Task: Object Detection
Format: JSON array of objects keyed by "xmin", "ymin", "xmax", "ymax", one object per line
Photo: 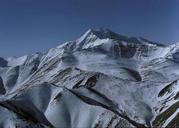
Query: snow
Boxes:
[
  {"xmin": 82, "ymin": 38, "xmax": 112, "ymax": 49},
  {"xmin": 0, "ymin": 28, "xmax": 179, "ymax": 127},
  {"xmin": 45, "ymin": 89, "xmax": 105, "ymax": 128},
  {"xmin": 6, "ymin": 55, "xmax": 27, "ymax": 67}
]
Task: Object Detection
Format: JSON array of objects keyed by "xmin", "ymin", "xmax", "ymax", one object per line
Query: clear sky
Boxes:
[{"xmin": 0, "ymin": 0, "xmax": 178, "ymax": 57}]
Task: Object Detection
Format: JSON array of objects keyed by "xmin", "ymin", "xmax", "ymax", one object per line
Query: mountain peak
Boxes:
[
  {"xmin": 88, "ymin": 28, "xmax": 113, "ymax": 34},
  {"xmin": 58, "ymin": 28, "xmax": 165, "ymax": 52},
  {"xmin": 83, "ymin": 28, "xmax": 122, "ymax": 40},
  {"xmin": 77, "ymin": 28, "xmax": 142, "ymax": 45}
]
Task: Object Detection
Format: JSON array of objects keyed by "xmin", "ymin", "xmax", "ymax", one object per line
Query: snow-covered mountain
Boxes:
[{"xmin": 0, "ymin": 28, "xmax": 178, "ymax": 128}]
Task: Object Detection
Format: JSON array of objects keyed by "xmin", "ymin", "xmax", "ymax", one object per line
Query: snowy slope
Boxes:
[
  {"xmin": 0, "ymin": 28, "xmax": 178, "ymax": 128},
  {"xmin": 6, "ymin": 55, "xmax": 28, "ymax": 67}
]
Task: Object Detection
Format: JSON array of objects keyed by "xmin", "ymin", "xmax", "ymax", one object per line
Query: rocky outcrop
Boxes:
[{"xmin": 0, "ymin": 77, "xmax": 5, "ymax": 94}]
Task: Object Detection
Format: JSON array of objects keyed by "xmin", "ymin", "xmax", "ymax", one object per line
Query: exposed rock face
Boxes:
[
  {"xmin": 0, "ymin": 77, "xmax": 6, "ymax": 94},
  {"xmin": 0, "ymin": 29, "xmax": 178, "ymax": 128},
  {"xmin": 0, "ymin": 57, "xmax": 7, "ymax": 67}
]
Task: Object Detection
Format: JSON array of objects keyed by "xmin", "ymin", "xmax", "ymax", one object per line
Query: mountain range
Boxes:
[{"xmin": 0, "ymin": 28, "xmax": 179, "ymax": 128}]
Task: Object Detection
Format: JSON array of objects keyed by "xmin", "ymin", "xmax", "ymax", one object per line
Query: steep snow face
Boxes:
[
  {"xmin": 6, "ymin": 55, "xmax": 28, "ymax": 67},
  {"xmin": 0, "ymin": 29, "xmax": 179, "ymax": 128}
]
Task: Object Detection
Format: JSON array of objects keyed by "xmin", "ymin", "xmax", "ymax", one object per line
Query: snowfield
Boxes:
[{"xmin": 0, "ymin": 28, "xmax": 178, "ymax": 128}]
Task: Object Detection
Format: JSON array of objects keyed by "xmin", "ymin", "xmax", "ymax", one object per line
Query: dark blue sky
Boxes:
[{"xmin": 0, "ymin": 0, "xmax": 178, "ymax": 57}]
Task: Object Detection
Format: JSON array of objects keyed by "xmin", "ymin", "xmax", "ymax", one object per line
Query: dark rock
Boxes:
[
  {"xmin": 0, "ymin": 57, "xmax": 7, "ymax": 67},
  {"xmin": 0, "ymin": 77, "xmax": 6, "ymax": 94}
]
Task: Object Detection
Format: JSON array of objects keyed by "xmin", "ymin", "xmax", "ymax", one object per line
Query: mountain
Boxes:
[{"xmin": 0, "ymin": 28, "xmax": 178, "ymax": 128}]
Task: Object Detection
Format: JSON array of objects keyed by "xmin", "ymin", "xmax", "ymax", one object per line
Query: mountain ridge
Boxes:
[
  {"xmin": 0, "ymin": 28, "xmax": 178, "ymax": 128},
  {"xmin": 0, "ymin": 28, "xmax": 173, "ymax": 61}
]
